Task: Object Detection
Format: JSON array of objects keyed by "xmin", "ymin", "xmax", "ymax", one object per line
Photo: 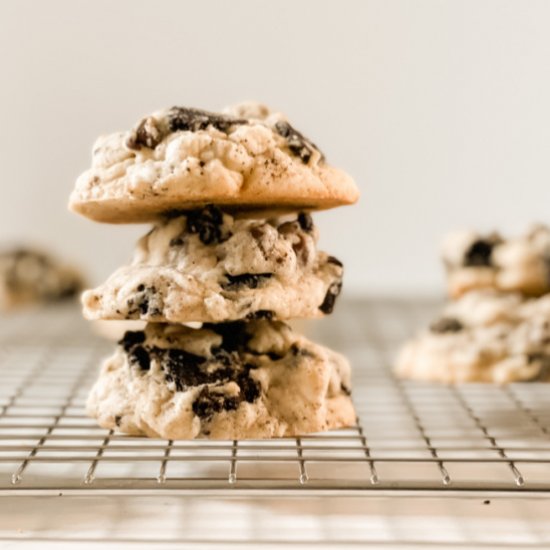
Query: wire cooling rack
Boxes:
[{"xmin": 0, "ymin": 299, "xmax": 549, "ymax": 496}]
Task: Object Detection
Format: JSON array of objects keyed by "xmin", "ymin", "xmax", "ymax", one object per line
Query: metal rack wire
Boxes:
[{"xmin": 0, "ymin": 300, "xmax": 549, "ymax": 496}]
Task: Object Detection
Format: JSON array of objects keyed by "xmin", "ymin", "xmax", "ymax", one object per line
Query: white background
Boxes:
[{"xmin": 1, "ymin": 0, "xmax": 550, "ymax": 295}]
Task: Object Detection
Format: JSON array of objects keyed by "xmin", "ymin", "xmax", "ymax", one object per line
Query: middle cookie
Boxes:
[{"xmin": 83, "ymin": 206, "xmax": 343, "ymax": 323}]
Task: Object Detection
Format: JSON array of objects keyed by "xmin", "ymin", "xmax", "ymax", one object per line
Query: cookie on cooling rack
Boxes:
[
  {"xmin": 433, "ymin": 289, "xmax": 526, "ymax": 327},
  {"xmin": 442, "ymin": 224, "xmax": 550, "ymax": 298},
  {"xmin": 87, "ymin": 320, "xmax": 356, "ymax": 439},
  {"xmin": 0, "ymin": 247, "xmax": 85, "ymax": 311},
  {"xmin": 69, "ymin": 102, "xmax": 359, "ymax": 223},
  {"xmin": 82, "ymin": 207, "xmax": 344, "ymax": 323},
  {"xmin": 395, "ymin": 292, "xmax": 550, "ymax": 383}
]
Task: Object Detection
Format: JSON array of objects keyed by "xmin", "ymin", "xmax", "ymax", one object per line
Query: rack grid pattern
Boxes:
[{"xmin": 1, "ymin": 301, "xmax": 549, "ymax": 495}]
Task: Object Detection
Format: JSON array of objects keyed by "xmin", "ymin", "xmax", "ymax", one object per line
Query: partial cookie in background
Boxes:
[
  {"xmin": 0, "ymin": 247, "xmax": 85, "ymax": 311},
  {"xmin": 434, "ymin": 289, "xmax": 525, "ymax": 327},
  {"xmin": 82, "ymin": 207, "xmax": 344, "ymax": 323},
  {"xmin": 442, "ymin": 224, "xmax": 550, "ymax": 298},
  {"xmin": 87, "ymin": 320, "xmax": 356, "ymax": 439},
  {"xmin": 395, "ymin": 292, "xmax": 550, "ymax": 383},
  {"xmin": 69, "ymin": 102, "xmax": 359, "ymax": 223}
]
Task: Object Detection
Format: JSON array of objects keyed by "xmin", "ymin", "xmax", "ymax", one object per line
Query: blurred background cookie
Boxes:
[
  {"xmin": 442, "ymin": 224, "xmax": 550, "ymax": 298},
  {"xmin": 0, "ymin": 246, "xmax": 85, "ymax": 311}
]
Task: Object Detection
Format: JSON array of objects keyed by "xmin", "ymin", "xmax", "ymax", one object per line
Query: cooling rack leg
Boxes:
[
  {"xmin": 228, "ymin": 440, "xmax": 238, "ymax": 484},
  {"xmin": 157, "ymin": 440, "xmax": 173, "ymax": 484},
  {"xmin": 295, "ymin": 438, "xmax": 308, "ymax": 484}
]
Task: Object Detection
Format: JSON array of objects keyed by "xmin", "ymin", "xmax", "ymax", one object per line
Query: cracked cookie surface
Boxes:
[{"xmin": 69, "ymin": 102, "xmax": 359, "ymax": 223}]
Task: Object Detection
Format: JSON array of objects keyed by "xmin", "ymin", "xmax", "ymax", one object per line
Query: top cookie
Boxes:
[
  {"xmin": 442, "ymin": 224, "xmax": 550, "ymax": 298},
  {"xmin": 69, "ymin": 102, "xmax": 359, "ymax": 223}
]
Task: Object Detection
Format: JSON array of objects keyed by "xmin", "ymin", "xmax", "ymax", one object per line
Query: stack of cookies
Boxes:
[
  {"xmin": 396, "ymin": 225, "xmax": 550, "ymax": 383},
  {"xmin": 69, "ymin": 102, "xmax": 360, "ymax": 439}
]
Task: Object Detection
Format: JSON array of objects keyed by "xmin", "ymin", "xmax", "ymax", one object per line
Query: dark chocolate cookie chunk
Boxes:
[
  {"xmin": 274, "ymin": 120, "xmax": 322, "ymax": 164},
  {"xmin": 319, "ymin": 281, "xmax": 342, "ymax": 314},
  {"xmin": 126, "ymin": 117, "xmax": 164, "ymax": 150},
  {"xmin": 222, "ymin": 273, "xmax": 273, "ymax": 290},
  {"xmin": 186, "ymin": 205, "xmax": 225, "ymax": 245},
  {"xmin": 126, "ymin": 285, "xmax": 163, "ymax": 317},
  {"xmin": 464, "ymin": 239, "xmax": 496, "ymax": 267},
  {"xmin": 167, "ymin": 107, "xmax": 246, "ymax": 134}
]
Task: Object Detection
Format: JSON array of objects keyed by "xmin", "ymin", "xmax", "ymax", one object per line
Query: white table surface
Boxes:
[{"xmin": 1, "ymin": 495, "xmax": 550, "ymax": 548}]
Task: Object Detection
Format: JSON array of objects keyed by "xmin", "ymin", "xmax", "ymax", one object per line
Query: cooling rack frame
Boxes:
[{"xmin": 0, "ymin": 301, "xmax": 549, "ymax": 497}]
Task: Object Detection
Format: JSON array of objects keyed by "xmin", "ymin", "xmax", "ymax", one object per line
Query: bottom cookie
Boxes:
[
  {"xmin": 395, "ymin": 291, "xmax": 550, "ymax": 383},
  {"xmin": 87, "ymin": 320, "xmax": 355, "ymax": 439}
]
